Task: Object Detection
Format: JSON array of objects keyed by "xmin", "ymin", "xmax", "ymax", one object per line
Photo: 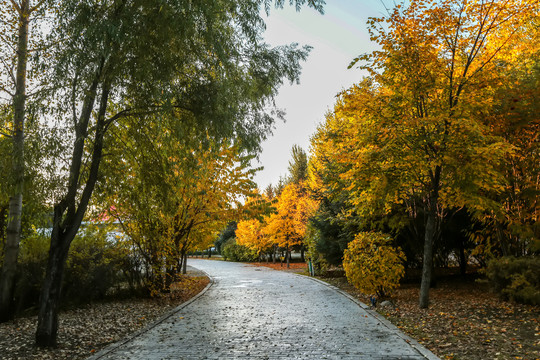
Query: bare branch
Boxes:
[
  {"xmin": 9, "ymin": 0, "xmax": 21, "ymax": 15},
  {"xmin": 0, "ymin": 83, "xmax": 15, "ymax": 97},
  {"xmin": 30, "ymin": 0, "xmax": 47, "ymax": 13}
]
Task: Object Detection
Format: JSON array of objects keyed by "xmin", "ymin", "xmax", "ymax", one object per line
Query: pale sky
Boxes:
[{"xmin": 252, "ymin": 0, "xmax": 388, "ymax": 190}]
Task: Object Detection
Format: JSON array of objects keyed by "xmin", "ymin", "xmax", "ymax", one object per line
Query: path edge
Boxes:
[
  {"xmin": 86, "ymin": 267, "xmax": 214, "ymax": 360},
  {"xmin": 298, "ymin": 274, "xmax": 440, "ymax": 360}
]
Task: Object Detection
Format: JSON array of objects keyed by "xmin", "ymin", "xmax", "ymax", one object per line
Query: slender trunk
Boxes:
[
  {"xmin": 459, "ymin": 237, "xmax": 467, "ymax": 276},
  {"xmin": 36, "ymin": 82, "xmax": 109, "ymax": 347},
  {"xmin": 419, "ymin": 206, "xmax": 436, "ymax": 309},
  {"xmin": 35, "ymin": 229, "xmax": 71, "ymax": 347},
  {"xmin": 0, "ymin": 206, "xmax": 7, "ymax": 253},
  {"xmin": 300, "ymin": 247, "xmax": 305, "ymax": 262},
  {"xmin": 182, "ymin": 252, "xmax": 187, "ymax": 275},
  {"xmin": 286, "ymin": 246, "xmax": 290, "ymax": 269},
  {"xmin": 164, "ymin": 265, "xmax": 175, "ymax": 292},
  {"xmin": 419, "ymin": 169, "xmax": 440, "ymax": 309},
  {"xmin": 0, "ymin": 0, "xmax": 29, "ymax": 322}
]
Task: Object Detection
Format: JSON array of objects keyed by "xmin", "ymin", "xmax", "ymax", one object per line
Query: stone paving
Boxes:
[{"xmin": 90, "ymin": 260, "xmax": 439, "ymax": 360}]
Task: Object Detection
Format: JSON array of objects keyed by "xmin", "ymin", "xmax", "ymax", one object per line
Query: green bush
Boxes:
[
  {"xmin": 221, "ymin": 239, "xmax": 258, "ymax": 262},
  {"xmin": 14, "ymin": 232, "xmax": 50, "ymax": 313},
  {"xmin": 63, "ymin": 224, "xmax": 131, "ymax": 303},
  {"xmin": 14, "ymin": 224, "xmax": 138, "ymax": 314},
  {"xmin": 343, "ymin": 232, "xmax": 405, "ymax": 297},
  {"xmin": 484, "ymin": 256, "xmax": 540, "ymax": 305}
]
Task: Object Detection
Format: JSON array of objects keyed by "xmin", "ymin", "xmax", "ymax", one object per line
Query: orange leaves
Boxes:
[
  {"xmin": 236, "ymin": 219, "xmax": 272, "ymax": 255},
  {"xmin": 263, "ymin": 183, "xmax": 318, "ymax": 248}
]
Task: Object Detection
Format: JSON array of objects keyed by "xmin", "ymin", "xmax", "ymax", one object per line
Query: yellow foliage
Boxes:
[
  {"xmin": 343, "ymin": 232, "xmax": 406, "ymax": 297},
  {"xmin": 236, "ymin": 219, "xmax": 273, "ymax": 256},
  {"xmin": 263, "ymin": 183, "xmax": 318, "ymax": 249}
]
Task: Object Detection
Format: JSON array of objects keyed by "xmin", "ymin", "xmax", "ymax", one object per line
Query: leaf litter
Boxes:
[
  {"xmin": 324, "ymin": 275, "xmax": 540, "ymax": 360},
  {"xmin": 0, "ymin": 274, "xmax": 209, "ymax": 360}
]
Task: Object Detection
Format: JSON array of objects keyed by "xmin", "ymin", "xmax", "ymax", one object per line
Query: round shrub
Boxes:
[
  {"xmin": 343, "ymin": 232, "xmax": 405, "ymax": 297},
  {"xmin": 221, "ymin": 239, "xmax": 258, "ymax": 262}
]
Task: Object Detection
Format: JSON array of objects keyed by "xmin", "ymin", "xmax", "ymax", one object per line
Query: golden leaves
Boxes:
[{"xmin": 343, "ymin": 232, "xmax": 406, "ymax": 297}]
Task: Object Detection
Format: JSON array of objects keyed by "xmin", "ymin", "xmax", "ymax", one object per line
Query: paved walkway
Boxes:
[{"xmin": 90, "ymin": 260, "xmax": 439, "ymax": 360}]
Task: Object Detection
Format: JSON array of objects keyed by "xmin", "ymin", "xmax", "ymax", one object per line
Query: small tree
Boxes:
[{"xmin": 343, "ymin": 232, "xmax": 405, "ymax": 298}]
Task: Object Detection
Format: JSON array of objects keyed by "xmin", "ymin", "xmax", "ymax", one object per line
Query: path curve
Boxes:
[{"xmin": 90, "ymin": 260, "xmax": 439, "ymax": 360}]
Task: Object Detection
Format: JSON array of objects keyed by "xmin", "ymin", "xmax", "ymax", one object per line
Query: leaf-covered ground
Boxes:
[
  {"xmin": 324, "ymin": 275, "xmax": 540, "ymax": 360},
  {"xmin": 0, "ymin": 274, "xmax": 209, "ymax": 360}
]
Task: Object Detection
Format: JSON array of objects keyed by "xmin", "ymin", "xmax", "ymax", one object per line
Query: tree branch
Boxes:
[{"xmin": 9, "ymin": 0, "xmax": 21, "ymax": 15}]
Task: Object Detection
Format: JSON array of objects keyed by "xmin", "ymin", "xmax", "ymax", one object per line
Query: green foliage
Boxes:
[
  {"xmin": 13, "ymin": 224, "xmax": 139, "ymax": 314},
  {"xmin": 307, "ymin": 197, "xmax": 358, "ymax": 267},
  {"xmin": 287, "ymin": 144, "xmax": 308, "ymax": 184},
  {"xmin": 343, "ymin": 232, "xmax": 405, "ymax": 297},
  {"xmin": 215, "ymin": 222, "xmax": 238, "ymax": 254},
  {"xmin": 221, "ymin": 239, "xmax": 258, "ymax": 262},
  {"xmin": 63, "ymin": 224, "xmax": 132, "ymax": 303},
  {"xmin": 13, "ymin": 232, "xmax": 50, "ymax": 313},
  {"xmin": 484, "ymin": 256, "xmax": 540, "ymax": 305}
]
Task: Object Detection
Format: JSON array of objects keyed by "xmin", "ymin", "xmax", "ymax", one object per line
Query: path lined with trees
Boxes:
[{"xmin": 90, "ymin": 259, "xmax": 438, "ymax": 360}]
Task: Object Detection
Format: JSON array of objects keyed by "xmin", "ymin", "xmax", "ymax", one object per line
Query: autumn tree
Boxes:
[
  {"xmin": 307, "ymin": 116, "xmax": 361, "ymax": 268},
  {"xmin": 236, "ymin": 219, "xmax": 274, "ymax": 261},
  {"xmin": 342, "ymin": 0, "xmax": 538, "ymax": 308},
  {"xmin": 100, "ymin": 113, "xmax": 260, "ymax": 291},
  {"xmin": 264, "ymin": 183, "xmax": 318, "ymax": 267},
  {"xmin": 474, "ymin": 24, "xmax": 540, "ymax": 257}
]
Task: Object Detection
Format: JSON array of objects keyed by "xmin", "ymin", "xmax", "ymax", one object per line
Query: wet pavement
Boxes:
[{"xmin": 89, "ymin": 260, "xmax": 439, "ymax": 359}]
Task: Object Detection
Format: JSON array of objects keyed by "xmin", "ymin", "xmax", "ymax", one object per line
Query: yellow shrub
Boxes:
[{"xmin": 343, "ymin": 232, "xmax": 405, "ymax": 297}]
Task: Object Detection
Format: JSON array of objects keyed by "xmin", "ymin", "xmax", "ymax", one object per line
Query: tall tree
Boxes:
[
  {"xmin": 35, "ymin": 0, "xmax": 324, "ymax": 346},
  {"xmin": 236, "ymin": 219, "xmax": 273, "ymax": 260},
  {"xmin": 0, "ymin": 0, "xmax": 47, "ymax": 322}
]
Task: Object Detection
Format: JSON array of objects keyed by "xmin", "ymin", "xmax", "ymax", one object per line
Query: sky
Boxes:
[{"xmin": 252, "ymin": 0, "xmax": 389, "ymax": 190}]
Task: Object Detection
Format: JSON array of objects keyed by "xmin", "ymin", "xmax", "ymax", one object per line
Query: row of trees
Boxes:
[
  {"xmin": 226, "ymin": 0, "xmax": 539, "ymax": 308},
  {"xmin": 231, "ymin": 145, "xmax": 317, "ymax": 266},
  {"xmin": 307, "ymin": 0, "xmax": 539, "ymax": 308},
  {"xmin": 0, "ymin": 0, "xmax": 324, "ymax": 347}
]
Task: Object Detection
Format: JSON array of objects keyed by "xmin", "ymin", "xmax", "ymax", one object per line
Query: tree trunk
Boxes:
[
  {"xmin": 0, "ymin": 0, "xmax": 29, "ymax": 323},
  {"xmin": 35, "ymin": 229, "xmax": 71, "ymax": 347},
  {"xmin": 419, "ymin": 168, "xmax": 440, "ymax": 309},
  {"xmin": 182, "ymin": 252, "xmax": 187, "ymax": 275},
  {"xmin": 286, "ymin": 246, "xmax": 290, "ymax": 269},
  {"xmin": 419, "ymin": 207, "xmax": 436, "ymax": 308},
  {"xmin": 0, "ymin": 205, "xmax": 7, "ymax": 253},
  {"xmin": 459, "ymin": 237, "xmax": 467, "ymax": 276},
  {"xmin": 36, "ymin": 81, "xmax": 108, "ymax": 347}
]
